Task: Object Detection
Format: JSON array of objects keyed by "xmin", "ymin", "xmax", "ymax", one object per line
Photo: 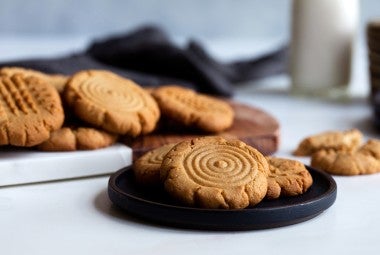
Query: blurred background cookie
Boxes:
[
  {"xmin": 63, "ymin": 70, "xmax": 160, "ymax": 137},
  {"xmin": 37, "ymin": 126, "xmax": 118, "ymax": 151},
  {"xmin": 359, "ymin": 139, "xmax": 380, "ymax": 159},
  {"xmin": 311, "ymin": 139, "xmax": 380, "ymax": 175},
  {"xmin": 0, "ymin": 66, "xmax": 68, "ymax": 93},
  {"xmin": 293, "ymin": 129, "xmax": 362, "ymax": 156},
  {"xmin": 152, "ymin": 85, "xmax": 234, "ymax": 133},
  {"xmin": 0, "ymin": 74, "xmax": 64, "ymax": 146}
]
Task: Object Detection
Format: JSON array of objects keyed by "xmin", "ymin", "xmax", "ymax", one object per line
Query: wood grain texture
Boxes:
[{"xmin": 125, "ymin": 100, "xmax": 280, "ymax": 159}]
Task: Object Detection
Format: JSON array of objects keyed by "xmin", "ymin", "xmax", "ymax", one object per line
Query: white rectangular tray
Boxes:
[{"xmin": 0, "ymin": 143, "xmax": 132, "ymax": 187}]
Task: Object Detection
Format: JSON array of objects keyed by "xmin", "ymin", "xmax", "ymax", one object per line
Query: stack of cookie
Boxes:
[
  {"xmin": 293, "ymin": 129, "xmax": 380, "ymax": 175},
  {"xmin": 0, "ymin": 68, "xmax": 161, "ymax": 150},
  {"xmin": 133, "ymin": 136, "xmax": 313, "ymax": 209},
  {"xmin": 0, "ymin": 67, "xmax": 235, "ymax": 152}
]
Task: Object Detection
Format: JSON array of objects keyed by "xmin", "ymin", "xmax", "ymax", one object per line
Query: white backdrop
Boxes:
[
  {"xmin": 0, "ymin": 0, "xmax": 292, "ymax": 41},
  {"xmin": 1, "ymin": 0, "xmax": 380, "ymax": 44}
]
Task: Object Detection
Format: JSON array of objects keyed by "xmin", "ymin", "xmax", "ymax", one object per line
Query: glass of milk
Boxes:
[{"xmin": 290, "ymin": 0, "xmax": 359, "ymax": 99}]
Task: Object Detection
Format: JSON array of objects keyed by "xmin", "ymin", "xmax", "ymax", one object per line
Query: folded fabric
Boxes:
[{"xmin": 0, "ymin": 25, "xmax": 288, "ymax": 97}]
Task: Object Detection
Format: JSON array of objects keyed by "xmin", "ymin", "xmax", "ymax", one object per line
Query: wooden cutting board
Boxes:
[{"xmin": 125, "ymin": 100, "xmax": 280, "ymax": 159}]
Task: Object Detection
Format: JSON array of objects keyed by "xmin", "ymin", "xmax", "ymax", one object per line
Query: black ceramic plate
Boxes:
[{"xmin": 108, "ymin": 166, "xmax": 337, "ymax": 230}]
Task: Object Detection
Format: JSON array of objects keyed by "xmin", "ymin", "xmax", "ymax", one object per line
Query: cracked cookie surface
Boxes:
[
  {"xmin": 265, "ymin": 157, "xmax": 313, "ymax": 199},
  {"xmin": 311, "ymin": 139, "xmax": 380, "ymax": 175},
  {"xmin": 161, "ymin": 136, "xmax": 268, "ymax": 209}
]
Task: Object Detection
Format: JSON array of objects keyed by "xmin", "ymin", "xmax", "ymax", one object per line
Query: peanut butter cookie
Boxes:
[
  {"xmin": 357, "ymin": 139, "xmax": 380, "ymax": 159},
  {"xmin": 293, "ymin": 129, "xmax": 362, "ymax": 156},
  {"xmin": 37, "ymin": 126, "xmax": 118, "ymax": 151},
  {"xmin": 133, "ymin": 143, "xmax": 177, "ymax": 186},
  {"xmin": 152, "ymin": 85, "xmax": 234, "ymax": 133},
  {"xmin": 311, "ymin": 139, "xmax": 380, "ymax": 175},
  {"xmin": 63, "ymin": 70, "xmax": 160, "ymax": 137},
  {"xmin": 0, "ymin": 74, "xmax": 64, "ymax": 146},
  {"xmin": 0, "ymin": 67, "xmax": 68, "ymax": 93},
  {"xmin": 265, "ymin": 157, "xmax": 313, "ymax": 199},
  {"xmin": 161, "ymin": 136, "xmax": 269, "ymax": 209}
]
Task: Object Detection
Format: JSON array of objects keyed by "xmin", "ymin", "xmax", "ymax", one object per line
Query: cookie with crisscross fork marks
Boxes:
[
  {"xmin": 0, "ymin": 74, "xmax": 64, "ymax": 146},
  {"xmin": 152, "ymin": 86, "xmax": 234, "ymax": 133},
  {"xmin": 0, "ymin": 67, "xmax": 68, "ymax": 93}
]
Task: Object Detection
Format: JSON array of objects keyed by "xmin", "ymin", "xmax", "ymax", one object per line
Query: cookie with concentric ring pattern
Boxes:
[
  {"xmin": 161, "ymin": 136, "xmax": 269, "ymax": 209},
  {"xmin": 133, "ymin": 143, "xmax": 177, "ymax": 186},
  {"xmin": 63, "ymin": 70, "xmax": 160, "ymax": 137},
  {"xmin": 265, "ymin": 157, "xmax": 313, "ymax": 199},
  {"xmin": 152, "ymin": 85, "xmax": 234, "ymax": 133}
]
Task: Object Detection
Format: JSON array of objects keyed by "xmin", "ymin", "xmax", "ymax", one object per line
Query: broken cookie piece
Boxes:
[
  {"xmin": 293, "ymin": 129, "xmax": 362, "ymax": 156},
  {"xmin": 311, "ymin": 139, "xmax": 380, "ymax": 175}
]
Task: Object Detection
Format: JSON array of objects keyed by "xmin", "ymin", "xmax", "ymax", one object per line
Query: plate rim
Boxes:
[{"xmin": 108, "ymin": 165, "xmax": 337, "ymax": 230}]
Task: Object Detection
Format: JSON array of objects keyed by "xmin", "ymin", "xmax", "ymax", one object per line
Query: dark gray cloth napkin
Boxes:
[{"xmin": 0, "ymin": 25, "xmax": 288, "ymax": 97}]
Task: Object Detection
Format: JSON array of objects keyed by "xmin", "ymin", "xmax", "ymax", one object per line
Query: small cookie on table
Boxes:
[
  {"xmin": 311, "ymin": 139, "xmax": 380, "ymax": 176},
  {"xmin": 293, "ymin": 129, "xmax": 363, "ymax": 156}
]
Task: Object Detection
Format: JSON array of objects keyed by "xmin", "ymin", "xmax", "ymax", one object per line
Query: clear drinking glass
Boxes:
[{"xmin": 290, "ymin": 0, "xmax": 359, "ymax": 99}]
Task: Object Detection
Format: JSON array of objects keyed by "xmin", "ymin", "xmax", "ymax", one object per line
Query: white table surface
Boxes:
[{"xmin": 0, "ymin": 36, "xmax": 379, "ymax": 255}]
